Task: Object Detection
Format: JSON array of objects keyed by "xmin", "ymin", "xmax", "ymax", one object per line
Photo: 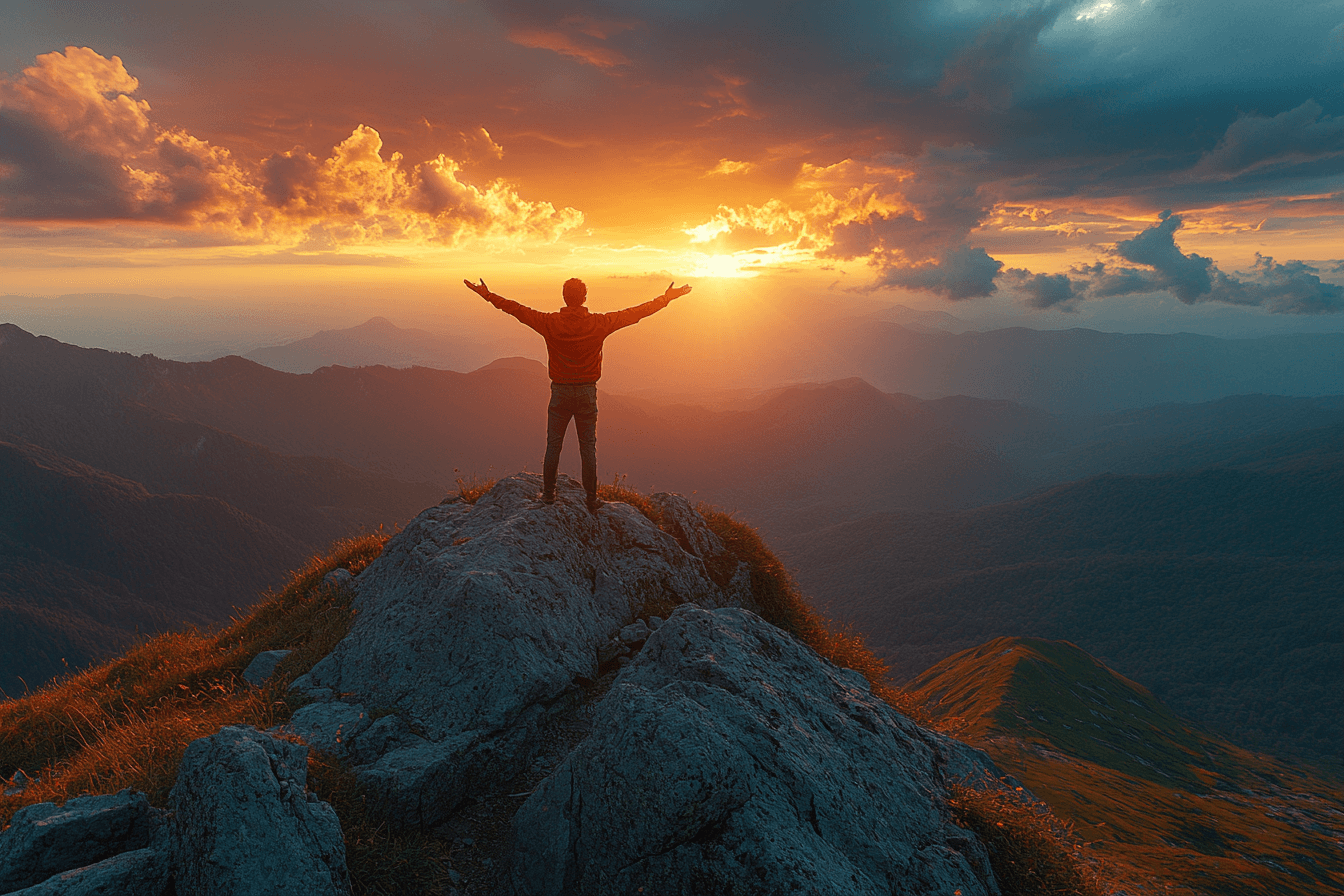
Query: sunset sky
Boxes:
[{"xmin": 2, "ymin": 0, "xmax": 1343, "ymax": 343}]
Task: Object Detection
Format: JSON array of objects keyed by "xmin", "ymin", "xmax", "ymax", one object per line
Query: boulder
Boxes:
[
  {"xmin": 0, "ymin": 790, "xmax": 164, "ymax": 894},
  {"xmin": 291, "ymin": 473, "xmax": 752, "ymax": 826},
  {"xmin": 6, "ymin": 849, "xmax": 169, "ymax": 896},
  {"xmin": 511, "ymin": 605, "xmax": 1000, "ymax": 896},
  {"xmin": 322, "ymin": 568, "xmax": 355, "ymax": 590},
  {"xmin": 241, "ymin": 650, "xmax": 292, "ymax": 687},
  {"xmin": 168, "ymin": 726, "xmax": 349, "ymax": 896},
  {"xmin": 618, "ymin": 619, "xmax": 651, "ymax": 646}
]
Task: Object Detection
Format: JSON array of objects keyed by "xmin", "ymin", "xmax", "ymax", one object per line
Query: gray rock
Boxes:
[
  {"xmin": 169, "ymin": 726, "xmax": 350, "ymax": 896},
  {"xmin": 0, "ymin": 790, "xmax": 165, "ymax": 894},
  {"xmin": 648, "ymin": 615, "xmax": 664, "ymax": 630},
  {"xmin": 322, "ymin": 567, "xmax": 355, "ymax": 589},
  {"xmin": 286, "ymin": 702, "xmax": 371, "ymax": 758},
  {"xmin": 241, "ymin": 650, "xmax": 292, "ymax": 688},
  {"xmin": 511, "ymin": 605, "xmax": 1000, "ymax": 896},
  {"xmin": 295, "ymin": 473, "xmax": 752, "ymax": 826},
  {"xmin": 596, "ymin": 638, "xmax": 629, "ymax": 666},
  {"xmin": 3, "ymin": 771, "xmax": 29, "ymax": 797},
  {"xmin": 618, "ymin": 619, "xmax": 651, "ymax": 646},
  {"xmin": 7, "ymin": 849, "xmax": 169, "ymax": 896}
]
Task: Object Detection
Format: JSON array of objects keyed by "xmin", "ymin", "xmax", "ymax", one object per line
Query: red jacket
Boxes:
[{"xmin": 487, "ymin": 294, "xmax": 671, "ymax": 384}]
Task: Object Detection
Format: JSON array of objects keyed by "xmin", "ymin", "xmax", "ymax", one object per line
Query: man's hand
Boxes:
[
  {"xmin": 463, "ymin": 278, "xmax": 492, "ymax": 299},
  {"xmin": 662, "ymin": 281, "xmax": 692, "ymax": 301}
]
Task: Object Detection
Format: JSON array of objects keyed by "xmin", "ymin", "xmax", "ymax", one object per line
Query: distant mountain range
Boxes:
[
  {"xmin": 912, "ymin": 637, "xmax": 1344, "ymax": 895},
  {"xmin": 243, "ymin": 315, "xmax": 518, "ymax": 374},
  {"xmin": 0, "ymin": 325, "xmax": 442, "ymax": 696},
  {"xmin": 779, "ymin": 426, "xmax": 1344, "ymax": 769},
  {"xmin": 834, "ymin": 320, "xmax": 1344, "ymax": 413},
  {"xmin": 242, "ymin": 314, "xmax": 1344, "ymax": 414}
]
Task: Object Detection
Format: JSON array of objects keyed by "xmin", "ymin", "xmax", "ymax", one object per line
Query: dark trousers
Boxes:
[{"xmin": 543, "ymin": 383, "xmax": 598, "ymax": 499}]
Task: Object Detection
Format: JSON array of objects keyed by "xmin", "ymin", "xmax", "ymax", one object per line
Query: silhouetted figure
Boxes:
[{"xmin": 465, "ymin": 277, "xmax": 691, "ymax": 513}]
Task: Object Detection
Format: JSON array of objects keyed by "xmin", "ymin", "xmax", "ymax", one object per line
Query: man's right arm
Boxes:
[{"xmin": 463, "ymin": 278, "xmax": 546, "ymax": 331}]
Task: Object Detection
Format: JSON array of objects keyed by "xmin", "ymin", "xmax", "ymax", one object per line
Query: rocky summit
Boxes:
[{"xmin": 0, "ymin": 473, "xmax": 1006, "ymax": 895}]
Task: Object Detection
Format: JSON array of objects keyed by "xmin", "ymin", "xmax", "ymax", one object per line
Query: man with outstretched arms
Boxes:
[{"xmin": 464, "ymin": 277, "xmax": 691, "ymax": 513}]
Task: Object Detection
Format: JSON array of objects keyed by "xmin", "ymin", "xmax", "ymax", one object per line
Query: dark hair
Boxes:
[{"xmin": 563, "ymin": 278, "xmax": 587, "ymax": 306}]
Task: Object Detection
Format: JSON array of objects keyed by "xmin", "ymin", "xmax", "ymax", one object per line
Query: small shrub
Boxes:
[
  {"xmin": 455, "ymin": 475, "xmax": 496, "ymax": 504},
  {"xmin": 598, "ymin": 474, "xmax": 661, "ymax": 522}
]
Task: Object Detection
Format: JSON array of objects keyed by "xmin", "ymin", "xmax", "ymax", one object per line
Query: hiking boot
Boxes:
[
  {"xmin": 540, "ymin": 490, "xmax": 555, "ymax": 505},
  {"xmin": 586, "ymin": 496, "xmax": 605, "ymax": 514}
]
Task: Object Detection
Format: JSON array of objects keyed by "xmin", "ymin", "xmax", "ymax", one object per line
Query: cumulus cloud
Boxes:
[
  {"xmin": 1002, "ymin": 268, "xmax": 1080, "ymax": 310},
  {"xmin": 708, "ymin": 159, "xmax": 754, "ymax": 176},
  {"xmin": 0, "ymin": 47, "xmax": 582, "ymax": 248},
  {"xmin": 883, "ymin": 245, "xmax": 1003, "ymax": 299},
  {"xmin": 1112, "ymin": 210, "xmax": 1214, "ymax": 302},
  {"xmin": 1052, "ymin": 212, "xmax": 1344, "ymax": 313},
  {"xmin": 684, "ymin": 144, "xmax": 1006, "ymax": 298}
]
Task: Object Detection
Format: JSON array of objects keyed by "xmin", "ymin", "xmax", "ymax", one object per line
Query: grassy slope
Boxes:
[{"xmin": 912, "ymin": 637, "xmax": 1344, "ymax": 896}]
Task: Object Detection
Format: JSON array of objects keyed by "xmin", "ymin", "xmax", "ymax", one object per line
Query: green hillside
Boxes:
[{"xmin": 913, "ymin": 637, "xmax": 1344, "ymax": 896}]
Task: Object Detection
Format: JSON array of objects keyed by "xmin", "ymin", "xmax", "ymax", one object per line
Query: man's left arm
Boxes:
[{"xmin": 606, "ymin": 282, "xmax": 692, "ymax": 331}]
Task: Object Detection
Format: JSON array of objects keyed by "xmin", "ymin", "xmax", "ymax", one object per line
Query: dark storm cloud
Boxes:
[
  {"xmin": 936, "ymin": 4, "xmax": 1065, "ymax": 112},
  {"xmin": 1182, "ymin": 100, "xmax": 1344, "ymax": 183}
]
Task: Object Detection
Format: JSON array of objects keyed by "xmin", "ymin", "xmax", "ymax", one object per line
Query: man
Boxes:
[{"xmin": 464, "ymin": 276, "xmax": 691, "ymax": 513}]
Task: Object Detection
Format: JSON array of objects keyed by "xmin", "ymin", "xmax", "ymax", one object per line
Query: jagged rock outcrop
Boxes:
[
  {"xmin": 168, "ymin": 726, "xmax": 350, "ymax": 896},
  {"xmin": 511, "ymin": 605, "xmax": 1000, "ymax": 896},
  {"xmin": 0, "ymin": 790, "xmax": 165, "ymax": 895},
  {"xmin": 289, "ymin": 473, "xmax": 753, "ymax": 826},
  {"xmin": 1, "ymin": 474, "xmax": 1023, "ymax": 894},
  {"xmin": 5, "ymin": 849, "xmax": 169, "ymax": 896}
]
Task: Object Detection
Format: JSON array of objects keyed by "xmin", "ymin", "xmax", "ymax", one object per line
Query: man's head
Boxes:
[{"xmin": 562, "ymin": 278, "xmax": 587, "ymax": 307}]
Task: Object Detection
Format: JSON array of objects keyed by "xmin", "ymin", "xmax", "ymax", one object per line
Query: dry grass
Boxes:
[
  {"xmin": 949, "ymin": 779, "xmax": 1109, "ymax": 896},
  {"xmin": 0, "ymin": 532, "xmax": 385, "ymax": 821},
  {"xmin": 0, "ymin": 531, "xmax": 445, "ymax": 894},
  {"xmin": 697, "ymin": 505, "xmax": 929, "ymax": 724}
]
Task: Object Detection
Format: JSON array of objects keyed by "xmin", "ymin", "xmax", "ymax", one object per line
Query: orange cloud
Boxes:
[{"xmin": 0, "ymin": 47, "xmax": 582, "ymax": 249}]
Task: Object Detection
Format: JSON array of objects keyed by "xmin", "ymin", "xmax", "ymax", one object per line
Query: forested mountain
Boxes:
[
  {"xmin": 779, "ymin": 427, "xmax": 1344, "ymax": 769},
  {"xmin": 0, "ymin": 325, "xmax": 442, "ymax": 547},
  {"xmin": 0, "ymin": 439, "xmax": 302, "ymax": 698},
  {"xmin": 834, "ymin": 320, "xmax": 1344, "ymax": 413},
  {"xmin": 0, "ymin": 325, "xmax": 442, "ymax": 696}
]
